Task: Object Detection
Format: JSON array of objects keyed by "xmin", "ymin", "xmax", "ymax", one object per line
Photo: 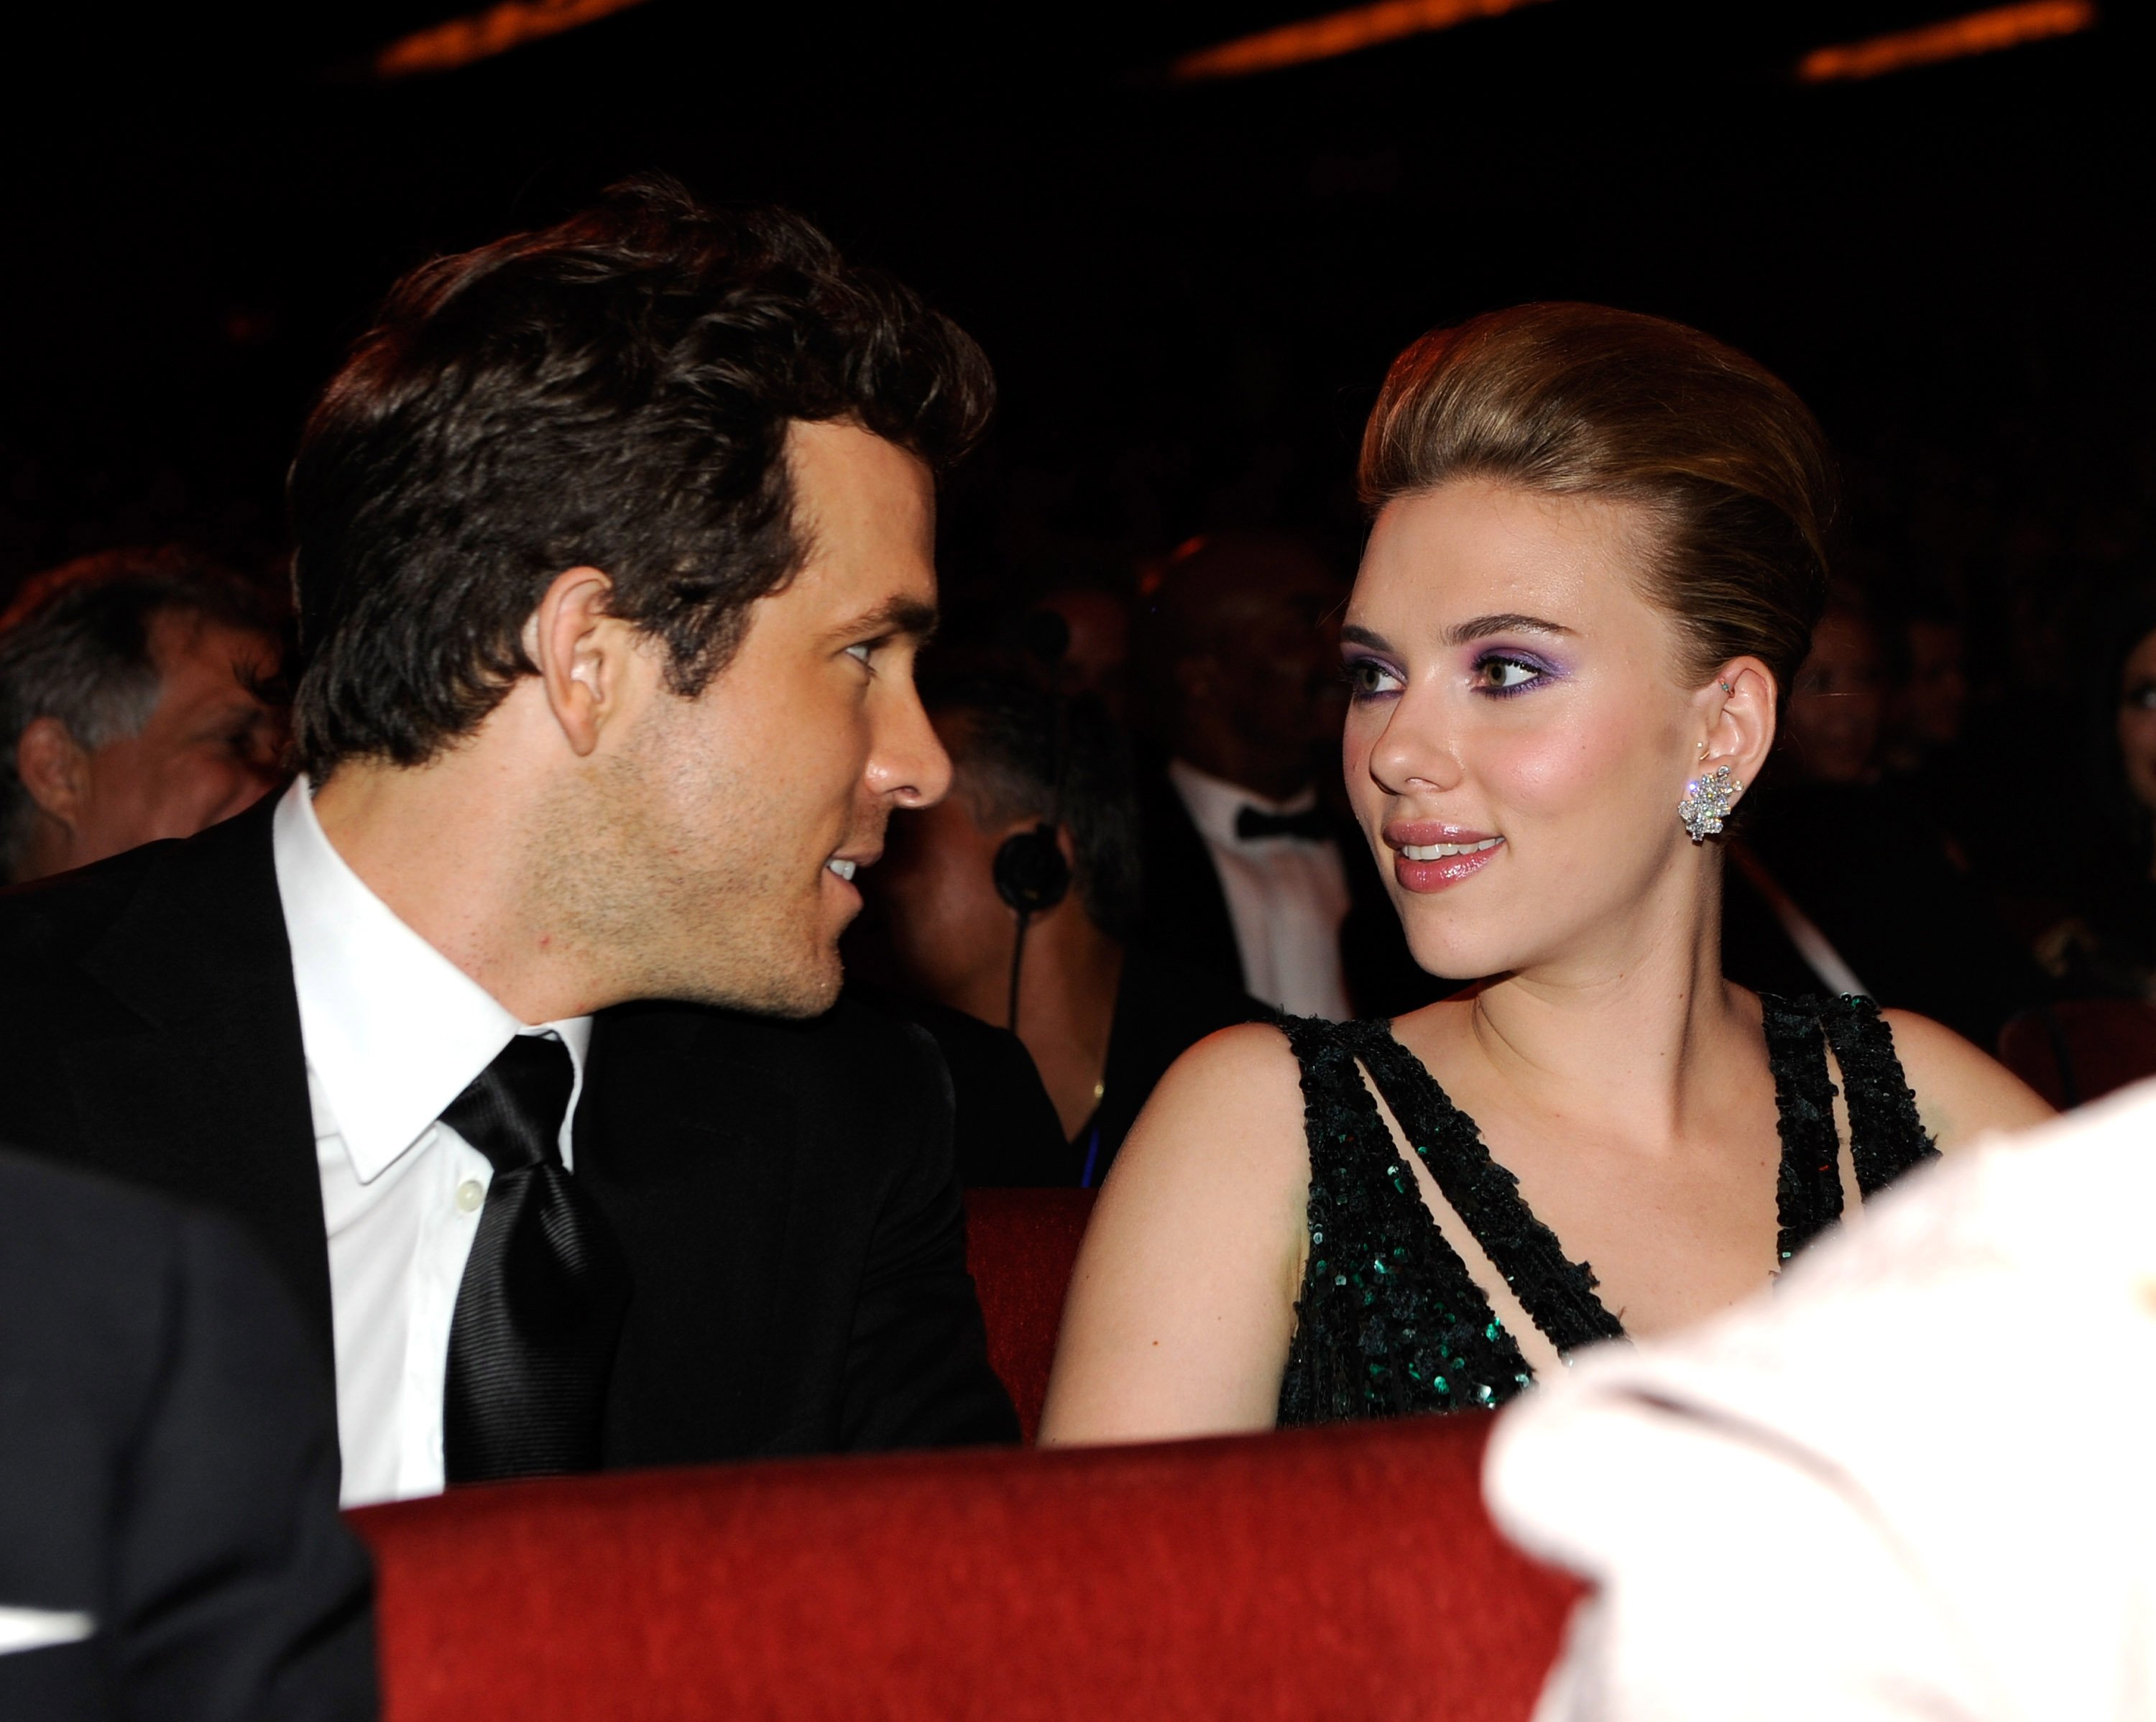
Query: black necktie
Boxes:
[
  {"xmin": 1235, "ymin": 804, "xmax": 1332, "ymax": 843},
  {"xmin": 441, "ymin": 1035, "xmax": 630, "ymax": 1485}
]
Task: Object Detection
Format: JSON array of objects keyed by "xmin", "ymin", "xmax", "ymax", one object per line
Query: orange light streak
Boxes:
[
  {"xmin": 374, "ymin": 0, "xmax": 655, "ymax": 78},
  {"xmin": 1169, "ymin": 0, "xmax": 1553, "ymax": 83},
  {"xmin": 1797, "ymin": 0, "xmax": 2096, "ymax": 83}
]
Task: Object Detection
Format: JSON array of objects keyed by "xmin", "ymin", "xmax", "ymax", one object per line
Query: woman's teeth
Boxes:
[
  {"xmin": 826, "ymin": 858, "xmax": 857, "ymax": 883},
  {"xmin": 1400, "ymin": 838, "xmax": 1501, "ymax": 861}
]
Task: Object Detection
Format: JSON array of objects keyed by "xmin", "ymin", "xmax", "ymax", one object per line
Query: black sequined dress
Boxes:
[{"xmin": 1276, "ymin": 993, "xmax": 1936, "ymax": 1427}]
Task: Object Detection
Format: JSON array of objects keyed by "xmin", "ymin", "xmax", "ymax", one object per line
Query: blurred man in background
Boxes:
[
  {"xmin": 1133, "ymin": 531, "xmax": 1430, "ymax": 1021},
  {"xmin": 869, "ymin": 663, "xmax": 1265, "ymax": 1186},
  {"xmin": 0, "ymin": 547, "xmax": 285, "ymax": 884}
]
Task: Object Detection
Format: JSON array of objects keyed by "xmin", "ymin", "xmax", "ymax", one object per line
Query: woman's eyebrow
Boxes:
[
  {"xmin": 1444, "ymin": 612, "xmax": 1575, "ymax": 645},
  {"xmin": 1339, "ymin": 624, "xmax": 1393, "ymax": 652}
]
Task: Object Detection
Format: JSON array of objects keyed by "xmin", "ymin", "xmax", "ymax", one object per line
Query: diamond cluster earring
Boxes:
[{"xmin": 1678, "ymin": 765, "xmax": 1742, "ymax": 842}]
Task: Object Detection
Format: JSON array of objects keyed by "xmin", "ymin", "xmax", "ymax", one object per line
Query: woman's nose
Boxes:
[{"xmin": 1363, "ymin": 687, "xmax": 1462, "ymax": 797}]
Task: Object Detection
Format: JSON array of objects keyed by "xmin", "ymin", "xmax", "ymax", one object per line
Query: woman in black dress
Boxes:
[{"xmin": 1040, "ymin": 305, "xmax": 2050, "ymax": 1442}]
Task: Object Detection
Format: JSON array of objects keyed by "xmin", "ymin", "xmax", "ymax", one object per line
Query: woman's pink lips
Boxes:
[{"xmin": 1391, "ymin": 837, "xmax": 1503, "ymax": 894}]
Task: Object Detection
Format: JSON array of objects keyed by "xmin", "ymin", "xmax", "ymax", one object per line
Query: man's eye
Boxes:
[{"xmin": 845, "ymin": 643, "xmax": 875, "ymax": 666}]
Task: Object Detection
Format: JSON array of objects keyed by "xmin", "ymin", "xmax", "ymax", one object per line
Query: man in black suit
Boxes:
[
  {"xmin": 0, "ymin": 177, "xmax": 1015, "ymax": 1507},
  {"xmin": 0, "ymin": 1148, "xmax": 374, "ymax": 1720},
  {"xmin": 1133, "ymin": 532, "xmax": 1434, "ymax": 1021}
]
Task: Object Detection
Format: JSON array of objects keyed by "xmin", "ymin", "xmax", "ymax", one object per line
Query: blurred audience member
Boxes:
[
  {"xmin": 0, "ymin": 547, "xmax": 284, "ymax": 884},
  {"xmin": 2033, "ymin": 581, "xmax": 2156, "ymax": 996},
  {"xmin": 1724, "ymin": 587, "xmax": 2049, "ymax": 1047},
  {"xmin": 1036, "ymin": 581, "xmax": 1134, "ymax": 723},
  {"xmin": 1133, "ymin": 531, "xmax": 1430, "ymax": 1019},
  {"xmin": 0, "ymin": 1147, "xmax": 375, "ymax": 1720},
  {"xmin": 870, "ymin": 665, "xmax": 1265, "ymax": 1186},
  {"xmin": 1880, "ymin": 590, "xmax": 1969, "ymax": 780}
]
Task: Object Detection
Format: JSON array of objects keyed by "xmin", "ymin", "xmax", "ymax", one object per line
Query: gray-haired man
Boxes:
[{"xmin": 0, "ymin": 547, "xmax": 284, "ymax": 884}]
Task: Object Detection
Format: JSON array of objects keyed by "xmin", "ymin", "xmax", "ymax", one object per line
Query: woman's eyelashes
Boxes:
[
  {"xmin": 1342, "ymin": 654, "xmax": 1404, "ymax": 702},
  {"xmin": 1471, "ymin": 649, "xmax": 1561, "ymax": 698}
]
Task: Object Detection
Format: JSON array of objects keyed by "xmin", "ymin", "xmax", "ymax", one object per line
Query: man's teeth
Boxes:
[
  {"xmin": 1401, "ymin": 838, "xmax": 1501, "ymax": 862},
  {"xmin": 826, "ymin": 858, "xmax": 857, "ymax": 883}
]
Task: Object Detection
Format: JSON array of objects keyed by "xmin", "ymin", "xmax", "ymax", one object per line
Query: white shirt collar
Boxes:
[
  {"xmin": 272, "ymin": 778, "xmax": 592, "ymax": 1184},
  {"xmin": 1167, "ymin": 757, "xmax": 1321, "ymax": 849}
]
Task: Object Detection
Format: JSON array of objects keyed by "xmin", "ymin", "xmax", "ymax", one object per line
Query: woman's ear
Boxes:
[
  {"xmin": 526, "ymin": 566, "xmax": 631, "ymax": 758},
  {"xmin": 1697, "ymin": 657, "xmax": 1776, "ymax": 795}
]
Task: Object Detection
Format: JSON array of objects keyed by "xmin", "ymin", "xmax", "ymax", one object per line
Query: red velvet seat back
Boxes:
[
  {"xmin": 963, "ymin": 1187, "xmax": 1095, "ymax": 1441},
  {"xmin": 351, "ymin": 1416, "xmax": 1580, "ymax": 1722},
  {"xmin": 1999, "ymin": 1000, "xmax": 2156, "ymax": 1108}
]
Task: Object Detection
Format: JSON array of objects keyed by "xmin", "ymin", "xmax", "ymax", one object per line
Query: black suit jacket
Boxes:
[
  {"xmin": 0, "ymin": 1148, "xmax": 374, "ymax": 1722},
  {"xmin": 1133, "ymin": 757, "xmax": 1439, "ymax": 1021},
  {"xmin": 0, "ymin": 798, "xmax": 1018, "ymax": 1470}
]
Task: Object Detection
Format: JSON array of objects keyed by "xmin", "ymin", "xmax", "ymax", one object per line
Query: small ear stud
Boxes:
[{"xmin": 1719, "ymin": 679, "xmax": 1734, "ymax": 694}]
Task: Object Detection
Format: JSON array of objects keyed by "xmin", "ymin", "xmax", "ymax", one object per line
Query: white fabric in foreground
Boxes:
[
  {"xmin": 0, "ymin": 1606, "xmax": 94, "ymax": 1655},
  {"xmin": 1485, "ymin": 1077, "xmax": 2156, "ymax": 1722}
]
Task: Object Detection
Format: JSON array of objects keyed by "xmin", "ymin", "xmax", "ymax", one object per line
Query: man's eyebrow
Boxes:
[
  {"xmin": 1443, "ymin": 612, "xmax": 1575, "ymax": 646},
  {"xmin": 836, "ymin": 596, "xmax": 939, "ymax": 644}
]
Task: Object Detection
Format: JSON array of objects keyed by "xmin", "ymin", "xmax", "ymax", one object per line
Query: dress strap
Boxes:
[
  {"xmin": 1815, "ymin": 995, "xmax": 1940, "ymax": 1194},
  {"xmin": 1759, "ymin": 993, "xmax": 1844, "ymax": 1265},
  {"xmin": 1342, "ymin": 1020, "xmax": 1626, "ymax": 1355},
  {"xmin": 1279, "ymin": 1015, "xmax": 1532, "ymax": 1416}
]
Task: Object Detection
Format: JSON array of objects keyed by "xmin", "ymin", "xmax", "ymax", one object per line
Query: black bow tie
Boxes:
[{"xmin": 1235, "ymin": 804, "xmax": 1332, "ymax": 843}]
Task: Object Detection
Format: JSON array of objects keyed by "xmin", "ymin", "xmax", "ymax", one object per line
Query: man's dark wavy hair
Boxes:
[{"xmin": 287, "ymin": 175, "xmax": 995, "ymax": 780}]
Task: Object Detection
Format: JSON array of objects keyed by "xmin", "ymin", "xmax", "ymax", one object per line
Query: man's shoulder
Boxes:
[
  {"xmin": 596, "ymin": 989, "xmax": 944, "ymax": 1102},
  {"xmin": 0, "ymin": 804, "xmax": 284, "ymax": 1033}
]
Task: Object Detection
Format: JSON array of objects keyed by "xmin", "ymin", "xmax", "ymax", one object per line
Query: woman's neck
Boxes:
[{"xmin": 1453, "ymin": 879, "xmax": 1749, "ymax": 1145}]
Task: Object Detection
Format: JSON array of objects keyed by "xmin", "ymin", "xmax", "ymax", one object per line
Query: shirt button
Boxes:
[{"xmin": 456, "ymin": 1179, "xmax": 485, "ymax": 1213}]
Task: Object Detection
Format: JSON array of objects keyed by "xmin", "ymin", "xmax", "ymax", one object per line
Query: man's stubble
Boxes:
[{"xmin": 527, "ymin": 699, "xmax": 844, "ymax": 1019}]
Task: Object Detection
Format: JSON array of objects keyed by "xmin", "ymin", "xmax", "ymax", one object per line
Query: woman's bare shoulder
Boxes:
[
  {"xmin": 1110, "ymin": 1019, "xmax": 1311, "ymax": 1183},
  {"xmin": 1877, "ymin": 1007, "xmax": 2055, "ymax": 1150}
]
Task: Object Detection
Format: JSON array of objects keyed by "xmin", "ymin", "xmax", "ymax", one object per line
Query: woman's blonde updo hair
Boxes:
[{"xmin": 1359, "ymin": 303, "xmax": 1835, "ymax": 709}]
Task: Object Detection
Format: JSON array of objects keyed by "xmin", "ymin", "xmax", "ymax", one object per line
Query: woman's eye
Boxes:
[
  {"xmin": 1476, "ymin": 655, "xmax": 1542, "ymax": 694},
  {"xmin": 1344, "ymin": 658, "xmax": 1401, "ymax": 699}
]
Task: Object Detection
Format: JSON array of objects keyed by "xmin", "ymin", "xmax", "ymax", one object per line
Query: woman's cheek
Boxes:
[{"xmin": 1480, "ymin": 722, "xmax": 1621, "ymax": 817}]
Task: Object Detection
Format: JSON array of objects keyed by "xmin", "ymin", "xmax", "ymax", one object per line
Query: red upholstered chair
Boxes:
[
  {"xmin": 963, "ymin": 1187, "xmax": 1095, "ymax": 1441},
  {"xmin": 1998, "ymin": 1000, "xmax": 2156, "ymax": 1109},
  {"xmin": 350, "ymin": 1415, "xmax": 1582, "ymax": 1722}
]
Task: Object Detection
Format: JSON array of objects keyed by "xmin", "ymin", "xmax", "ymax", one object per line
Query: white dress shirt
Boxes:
[
  {"xmin": 1485, "ymin": 1082, "xmax": 2156, "ymax": 1722},
  {"xmin": 272, "ymin": 779, "xmax": 591, "ymax": 1509},
  {"xmin": 1169, "ymin": 758, "xmax": 1353, "ymax": 1020}
]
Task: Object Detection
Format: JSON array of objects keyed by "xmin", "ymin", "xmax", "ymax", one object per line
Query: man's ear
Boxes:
[
  {"xmin": 526, "ymin": 567, "xmax": 636, "ymax": 758},
  {"xmin": 16, "ymin": 717, "xmax": 88, "ymax": 829}
]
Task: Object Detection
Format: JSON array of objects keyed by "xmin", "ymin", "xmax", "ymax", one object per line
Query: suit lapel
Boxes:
[
  {"xmin": 576, "ymin": 1004, "xmax": 799, "ymax": 1464},
  {"xmin": 67, "ymin": 799, "xmax": 329, "ymax": 1358}
]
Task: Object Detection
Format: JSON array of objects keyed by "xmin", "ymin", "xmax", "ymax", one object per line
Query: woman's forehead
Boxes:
[{"xmin": 1350, "ymin": 482, "xmax": 1659, "ymax": 637}]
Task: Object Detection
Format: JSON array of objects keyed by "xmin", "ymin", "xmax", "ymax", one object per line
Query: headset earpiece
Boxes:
[{"xmin": 992, "ymin": 823, "xmax": 1070, "ymax": 916}]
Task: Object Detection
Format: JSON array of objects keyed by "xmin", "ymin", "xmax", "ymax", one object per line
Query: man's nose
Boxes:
[{"xmin": 872, "ymin": 684, "xmax": 953, "ymax": 809}]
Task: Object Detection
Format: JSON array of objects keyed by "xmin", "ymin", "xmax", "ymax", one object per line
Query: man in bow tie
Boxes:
[
  {"xmin": 1133, "ymin": 532, "xmax": 1433, "ymax": 1021},
  {"xmin": 0, "ymin": 177, "xmax": 1018, "ymax": 1508}
]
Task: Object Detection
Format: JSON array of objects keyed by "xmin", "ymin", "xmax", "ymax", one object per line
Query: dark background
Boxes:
[{"xmin": 6, "ymin": 0, "xmax": 2151, "ymax": 648}]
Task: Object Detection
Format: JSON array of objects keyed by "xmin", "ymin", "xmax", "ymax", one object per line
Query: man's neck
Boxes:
[
  {"xmin": 1171, "ymin": 727, "xmax": 1311, "ymax": 804},
  {"xmin": 988, "ymin": 907, "xmax": 1123, "ymax": 1141},
  {"xmin": 310, "ymin": 756, "xmax": 600, "ymax": 1026}
]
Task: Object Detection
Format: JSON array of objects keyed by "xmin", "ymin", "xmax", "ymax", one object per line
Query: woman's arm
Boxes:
[
  {"xmin": 1879, "ymin": 1008, "xmax": 2055, "ymax": 1151},
  {"xmin": 1037, "ymin": 1023, "xmax": 1313, "ymax": 1447}
]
